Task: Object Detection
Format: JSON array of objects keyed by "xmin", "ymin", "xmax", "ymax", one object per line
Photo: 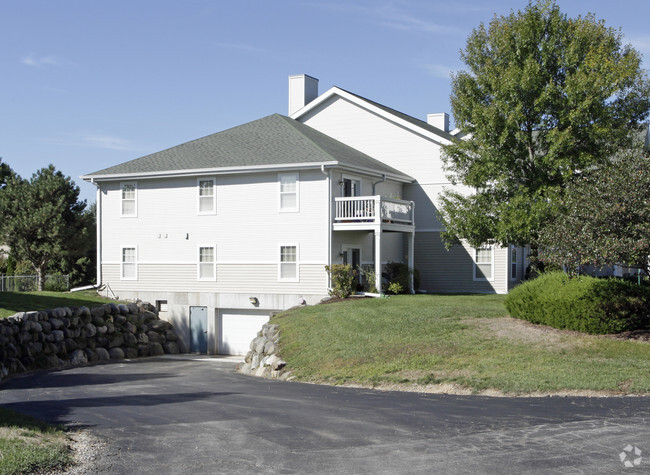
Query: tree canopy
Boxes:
[
  {"xmin": 439, "ymin": 0, "xmax": 650, "ymax": 249},
  {"xmin": 539, "ymin": 148, "xmax": 650, "ymax": 275},
  {"xmin": 0, "ymin": 165, "xmax": 88, "ymax": 290}
]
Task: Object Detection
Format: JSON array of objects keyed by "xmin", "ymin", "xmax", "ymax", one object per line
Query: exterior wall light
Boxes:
[{"xmin": 249, "ymin": 297, "xmax": 258, "ymax": 305}]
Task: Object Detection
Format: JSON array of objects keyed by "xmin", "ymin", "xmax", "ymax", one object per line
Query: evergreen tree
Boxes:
[{"xmin": 0, "ymin": 165, "xmax": 87, "ymax": 290}]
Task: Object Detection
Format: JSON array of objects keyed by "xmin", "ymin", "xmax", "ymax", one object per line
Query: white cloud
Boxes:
[
  {"xmin": 21, "ymin": 54, "xmax": 75, "ymax": 68},
  {"xmin": 49, "ymin": 134, "xmax": 138, "ymax": 151},
  {"xmin": 375, "ymin": 6, "xmax": 464, "ymax": 36},
  {"xmin": 424, "ymin": 63, "xmax": 456, "ymax": 79}
]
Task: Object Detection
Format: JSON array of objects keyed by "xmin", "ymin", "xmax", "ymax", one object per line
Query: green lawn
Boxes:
[
  {"xmin": 272, "ymin": 294, "xmax": 650, "ymax": 395},
  {"xmin": 0, "ymin": 407, "xmax": 71, "ymax": 474},
  {"xmin": 0, "ymin": 290, "xmax": 117, "ymax": 318}
]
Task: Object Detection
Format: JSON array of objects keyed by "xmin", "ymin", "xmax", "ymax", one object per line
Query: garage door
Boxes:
[{"xmin": 218, "ymin": 309, "xmax": 270, "ymax": 355}]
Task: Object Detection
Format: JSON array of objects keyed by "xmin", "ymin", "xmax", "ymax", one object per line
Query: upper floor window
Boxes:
[
  {"xmin": 279, "ymin": 173, "xmax": 299, "ymax": 212},
  {"xmin": 474, "ymin": 246, "xmax": 493, "ymax": 281},
  {"xmin": 198, "ymin": 178, "xmax": 216, "ymax": 214},
  {"xmin": 121, "ymin": 182, "xmax": 137, "ymax": 217},
  {"xmin": 198, "ymin": 245, "xmax": 216, "ymax": 281},
  {"xmin": 121, "ymin": 246, "xmax": 137, "ymax": 280},
  {"xmin": 279, "ymin": 244, "xmax": 298, "ymax": 281}
]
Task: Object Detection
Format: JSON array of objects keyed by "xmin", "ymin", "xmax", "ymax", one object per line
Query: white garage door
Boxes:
[{"xmin": 218, "ymin": 309, "xmax": 270, "ymax": 355}]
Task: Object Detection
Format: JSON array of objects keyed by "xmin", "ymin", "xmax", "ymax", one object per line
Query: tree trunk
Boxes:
[{"xmin": 37, "ymin": 266, "xmax": 46, "ymax": 291}]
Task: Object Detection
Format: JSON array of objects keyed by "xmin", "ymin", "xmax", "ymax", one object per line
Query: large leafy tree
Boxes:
[
  {"xmin": 440, "ymin": 0, "xmax": 650, "ymax": 251},
  {"xmin": 539, "ymin": 148, "xmax": 650, "ymax": 276},
  {"xmin": 0, "ymin": 165, "xmax": 87, "ymax": 290}
]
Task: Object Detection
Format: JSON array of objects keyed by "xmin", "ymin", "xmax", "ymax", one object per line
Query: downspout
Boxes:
[
  {"xmin": 372, "ymin": 174, "xmax": 387, "ymax": 195},
  {"xmin": 320, "ymin": 165, "xmax": 332, "ymax": 290}
]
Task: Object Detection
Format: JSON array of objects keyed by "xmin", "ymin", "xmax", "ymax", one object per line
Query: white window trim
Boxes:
[
  {"xmin": 120, "ymin": 245, "xmax": 138, "ymax": 281},
  {"xmin": 120, "ymin": 181, "xmax": 137, "ymax": 218},
  {"xmin": 197, "ymin": 177, "xmax": 216, "ymax": 215},
  {"xmin": 510, "ymin": 245, "xmax": 518, "ymax": 281},
  {"xmin": 197, "ymin": 244, "xmax": 217, "ymax": 281},
  {"xmin": 473, "ymin": 246, "xmax": 494, "ymax": 282},
  {"xmin": 278, "ymin": 243, "xmax": 299, "ymax": 282},
  {"xmin": 278, "ymin": 173, "xmax": 299, "ymax": 213},
  {"xmin": 341, "ymin": 174, "xmax": 362, "ymax": 197}
]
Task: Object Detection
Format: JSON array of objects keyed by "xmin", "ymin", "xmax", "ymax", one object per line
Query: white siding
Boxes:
[{"xmin": 100, "ymin": 169, "xmax": 329, "ymax": 296}]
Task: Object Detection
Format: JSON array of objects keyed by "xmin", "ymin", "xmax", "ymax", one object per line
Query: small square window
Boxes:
[
  {"xmin": 156, "ymin": 300, "xmax": 168, "ymax": 313},
  {"xmin": 474, "ymin": 247, "xmax": 493, "ymax": 281}
]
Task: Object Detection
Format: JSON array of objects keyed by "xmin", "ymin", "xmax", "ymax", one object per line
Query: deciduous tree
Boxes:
[
  {"xmin": 440, "ymin": 0, "xmax": 650, "ymax": 253},
  {"xmin": 539, "ymin": 148, "xmax": 650, "ymax": 276}
]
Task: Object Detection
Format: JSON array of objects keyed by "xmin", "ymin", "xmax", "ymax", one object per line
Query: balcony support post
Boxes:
[
  {"xmin": 374, "ymin": 228, "xmax": 382, "ymax": 294},
  {"xmin": 408, "ymin": 231, "xmax": 415, "ymax": 293}
]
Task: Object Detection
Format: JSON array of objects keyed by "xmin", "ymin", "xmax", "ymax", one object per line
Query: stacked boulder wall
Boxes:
[
  {"xmin": 238, "ymin": 323, "xmax": 292, "ymax": 381},
  {"xmin": 0, "ymin": 301, "xmax": 185, "ymax": 384}
]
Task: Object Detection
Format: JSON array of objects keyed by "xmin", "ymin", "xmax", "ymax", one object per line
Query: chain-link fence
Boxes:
[{"xmin": 0, "ymin": 274, "xmax": 70, "ymax": 292}]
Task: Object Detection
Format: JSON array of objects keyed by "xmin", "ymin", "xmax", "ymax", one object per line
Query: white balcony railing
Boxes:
[{"xmin": 334, "ymin": 196, "xmax": 414, "ymax": 226}]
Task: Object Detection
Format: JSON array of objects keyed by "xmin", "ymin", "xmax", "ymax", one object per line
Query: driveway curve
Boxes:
[{"xmin": 2, "ymin": 355, "xmax": 649, "ymax": 474}]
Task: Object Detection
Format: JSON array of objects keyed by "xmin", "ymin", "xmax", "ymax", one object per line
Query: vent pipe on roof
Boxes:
[
  {"xmin": 289, "ymin": 74, "xmax": 319, "ymax": 115},
  {"xmin": 427, "ymin": 113, "xmax": 449, "ymax": 133}
]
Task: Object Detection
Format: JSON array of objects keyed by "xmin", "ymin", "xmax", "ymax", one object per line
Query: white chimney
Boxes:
[
  {"xmin": 427, "ymin": 113, "xmax": 449, "ymax": 133},
  {"xmin": 288, "ymin": 74, "xmax": 319, "ymax": 115}
]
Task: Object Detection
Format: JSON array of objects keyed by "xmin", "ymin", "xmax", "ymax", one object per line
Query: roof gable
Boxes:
[
  {"xmin": 290, "ymin": 86, "xmax": 454, "ymax": 145},
  {"xmin": 83, "ymin": 114, "xmax": 411, "ymax": 181}
]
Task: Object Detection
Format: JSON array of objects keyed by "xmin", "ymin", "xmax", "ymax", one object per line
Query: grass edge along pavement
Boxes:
[
  {"xmin": 271, "ymin": 294, "xmax": 650, "ymax": 395},
  {"xmin": 0, "ymin": 407, "xmax": 72, "ymax": 475}
]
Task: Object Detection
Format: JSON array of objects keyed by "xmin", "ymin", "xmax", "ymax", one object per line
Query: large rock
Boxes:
[
  {"xmin": 108, "ymin": 347, "xmax": 125, "ymax": 360},
  {"xmin": 70, "ymin": 349, "xmax": 88, "ymax": 366}
]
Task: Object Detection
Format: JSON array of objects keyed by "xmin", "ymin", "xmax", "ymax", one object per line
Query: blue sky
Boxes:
[{"xmin": 2, "ymin": 0, "xmax": 649, "ymax": 205}]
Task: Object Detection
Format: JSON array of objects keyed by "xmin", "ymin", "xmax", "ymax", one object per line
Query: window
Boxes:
[
  {"xmin": 156, "ymin": 300, "xmax": 168, "ymax": 313},
  {"xmin": 121, "ymin": 247, "xmax": 137, "ymax": 280},
  {"xmin": 121, "ymin": 182, "xmax": 137, "ymax": 217},
  {"xmin": 279, "ymin": 173, "xmax": 299, "ymax": 212},
  {"xmin": 342, "ymin": 176, "xmax": 361, "ymax": 197},
  {"xmin": 474, "ymin": 246, "xmax": 493, "ymax": 281},
  {"xmin": 198, "ymin": 178, "xmax": 215, "ymax": 214},
  {"xmin": 198, "ymin": 245, "xmax": 216, "ymax": 280},
  {"xmin": 510, "ymin": 246, "xmax": 518, "ymax": 280},
  {"xmin": 279, "ymin": 245, "xmax": 298, "ymax": 281}
]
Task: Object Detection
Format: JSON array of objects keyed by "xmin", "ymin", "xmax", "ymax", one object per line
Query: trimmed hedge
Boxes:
[{"xmin": 505, "ymin": 271, "xmax": 650, "ymax": 334}]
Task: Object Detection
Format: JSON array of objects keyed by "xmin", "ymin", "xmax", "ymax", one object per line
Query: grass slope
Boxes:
[
  {"xmin": 0, "ymin": 407, "xmax": 71, "ymax": 474},
  {"xmin": 272, "ymin": 295, "xmax": 650, "ymax": 394},
  {"xmin": 0, "ymin": 290, "xmax": 116, "ymax": 318}
]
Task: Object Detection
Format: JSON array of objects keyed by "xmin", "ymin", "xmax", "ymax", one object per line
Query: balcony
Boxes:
[{"xmin": 333, "ymin": 196, "xmax": 415, "ymax": 232}]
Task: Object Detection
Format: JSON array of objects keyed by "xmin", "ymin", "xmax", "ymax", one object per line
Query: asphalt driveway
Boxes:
[{"xmin": 1, "ymin": 355, "xmax": 649, "ymax": 474}]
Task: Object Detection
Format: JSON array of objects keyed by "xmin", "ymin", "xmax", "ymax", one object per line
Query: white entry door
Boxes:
[{"xmin": 218, "ymin": 309, "xmax": 270, "ymax": 355}]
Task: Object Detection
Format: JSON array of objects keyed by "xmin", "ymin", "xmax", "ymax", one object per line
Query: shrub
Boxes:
[
  {"xmin": 382, "ymin": 261, "xmax": 418, "ymax": 294},
  {"xmin": 505, "ymin": 271, "xmax": 650, "ymax": 334},
  {"xmin": 358, "ymin": 266, "xmax": 378, "ymax": 293},
  {"xmin": 325, "ymin": 264, "xmax": 357, "ymax": 299},
  {"xmin": 387, "ymin": 282, "xmax": 404, "ymax": 295}
]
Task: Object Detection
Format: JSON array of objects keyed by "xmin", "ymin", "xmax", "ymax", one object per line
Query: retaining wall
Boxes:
[{"xmin": 0, "ymin": 301, "xmax": 185, "ymax": 384}]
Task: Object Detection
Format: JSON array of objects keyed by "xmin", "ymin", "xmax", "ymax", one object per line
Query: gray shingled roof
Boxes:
[{"xmin": 84, "ymin": 114, "xmax": 411, "ymax": 180}]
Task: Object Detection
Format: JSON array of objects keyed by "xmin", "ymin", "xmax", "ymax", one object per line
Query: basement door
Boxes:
[
  {"xmin": 189, "ymin": 306, "xmax": 208, "ymax": 354},
  {"xmin": 218, "ymin": 309, "xmax": 270, "ymax": 356}
]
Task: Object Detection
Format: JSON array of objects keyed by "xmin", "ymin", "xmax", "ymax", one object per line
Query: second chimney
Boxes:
[
  {"xmin": 427, "ymin": 113, "xmax": 449, "ymax": 133},
  {"xmin": 288, "ymin": 74, "xmax": 319, "ymax": 115}
]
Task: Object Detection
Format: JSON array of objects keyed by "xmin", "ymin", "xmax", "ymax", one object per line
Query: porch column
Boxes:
[
  {"xmin": 408, "ymin": 231, "xmax": 415, "ymax": 293},
  {"xmin": 374, "ymin": 228, "xmax": 382, "ymax": 293}
]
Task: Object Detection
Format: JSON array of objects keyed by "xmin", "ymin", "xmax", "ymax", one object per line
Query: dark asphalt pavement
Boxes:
[{"xmin": 1, "ymin": 355, "xmax": 649, "ymax": 474}]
